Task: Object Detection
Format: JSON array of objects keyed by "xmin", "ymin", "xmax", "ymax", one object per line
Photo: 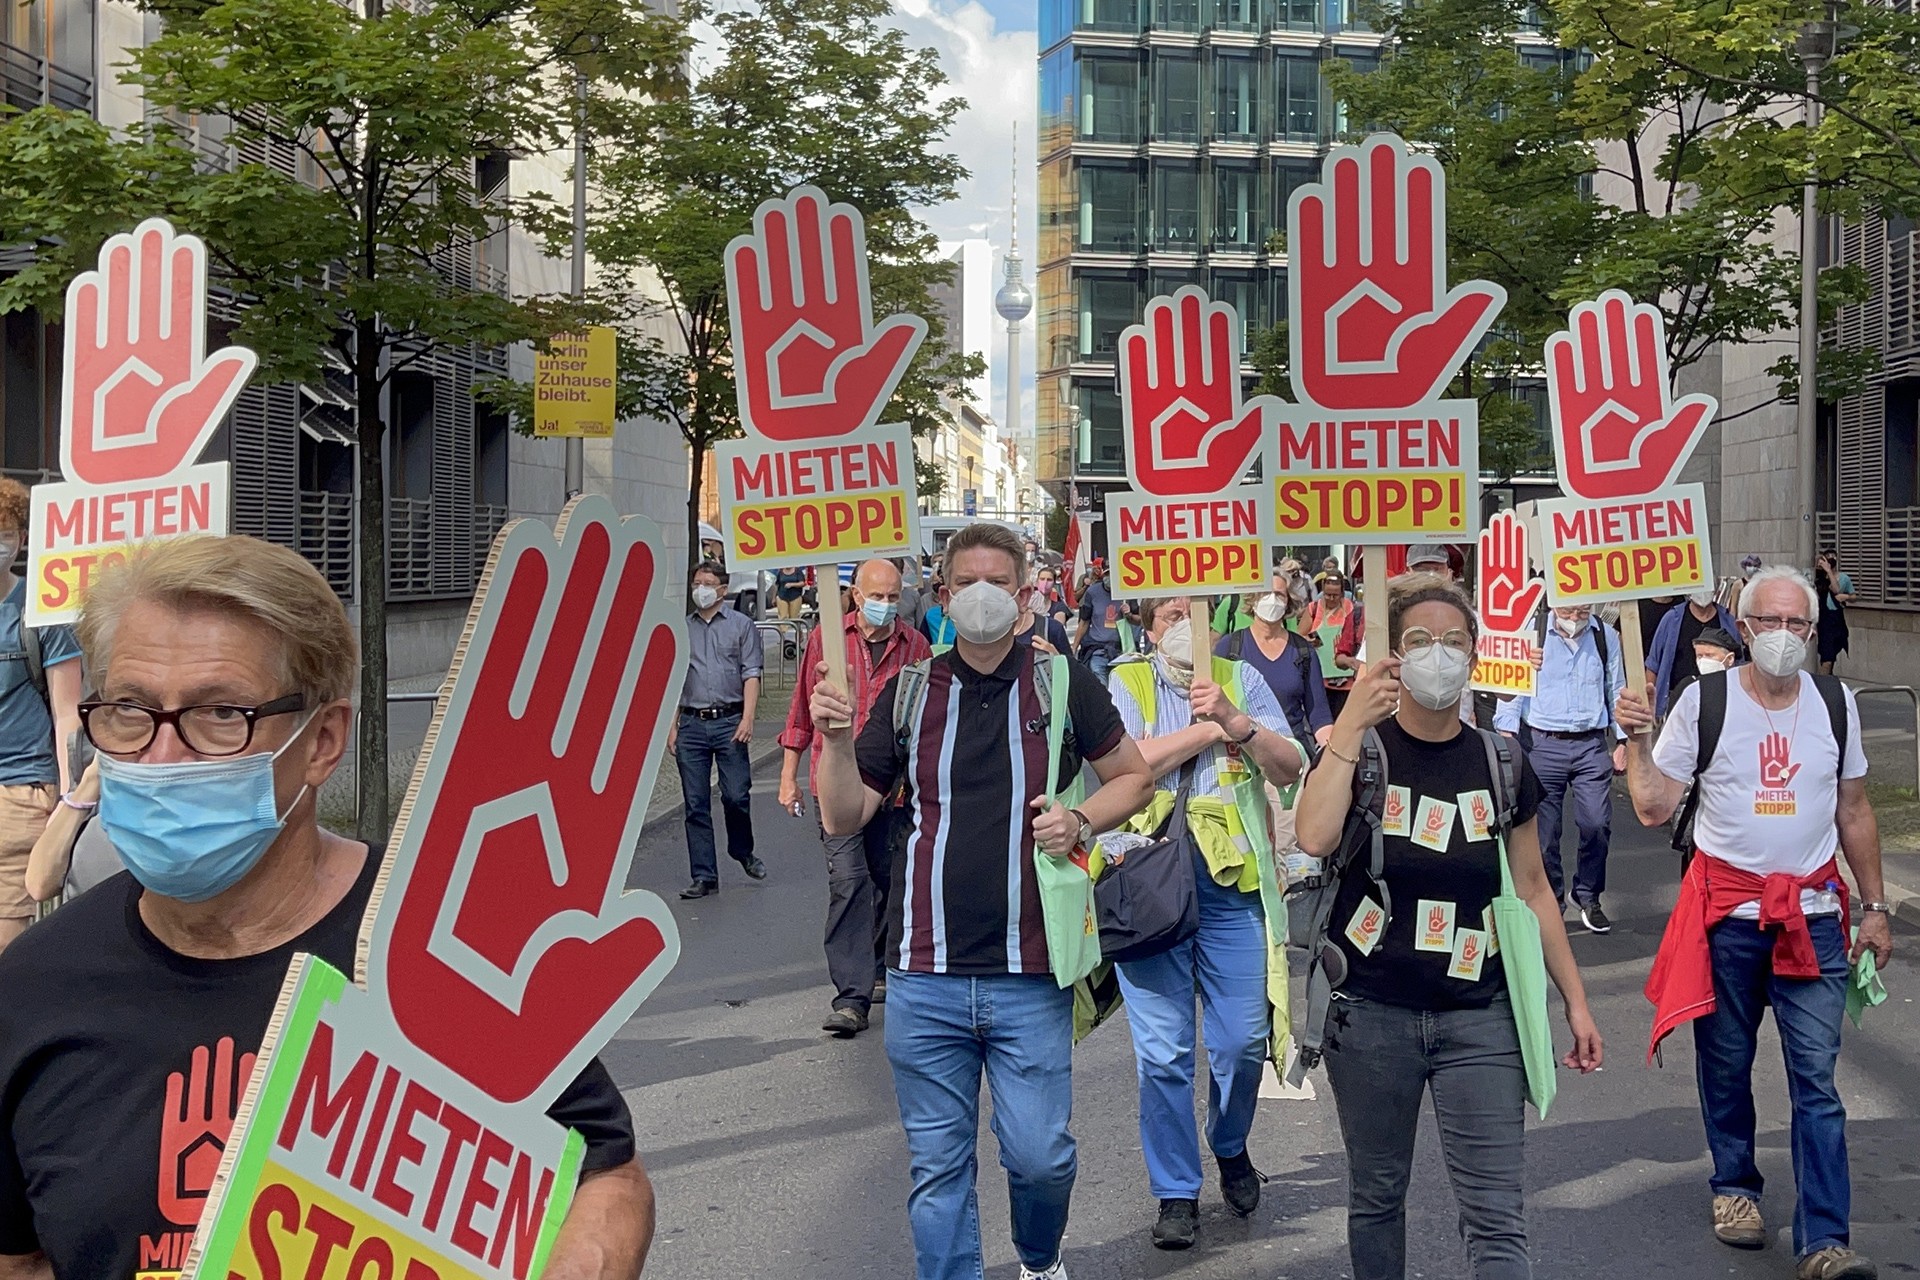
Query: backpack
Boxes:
[
  {"xmin": 19, "ymin": 626, "xmax": 92, "ymax": 782},
  {"xmin": 1224, "ymin": 627, "xmax": 1317, "ymax": 746},
  {"xmin": 1669, "ymin": 668, "xmax": 1848, "ymax": 865},
  {"xmin": 1287, "ymin": 727, "xmax": 1520, "ymax": 1084}
]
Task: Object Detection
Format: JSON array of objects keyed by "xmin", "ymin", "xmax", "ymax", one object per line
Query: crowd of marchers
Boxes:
[{"xmin": 673, "ymin": 525, "xmax": 1894, "ymax": 1280}]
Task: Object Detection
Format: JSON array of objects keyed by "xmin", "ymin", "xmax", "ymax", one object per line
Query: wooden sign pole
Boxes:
[
  {"xmin": 1192, "ymin": 599, "xmax": 1213, "ymax": 684},
  {"xmin": 816, "ymin": 560, "xmax": 850, "ymax": 729},
  {"xmin": 1616, "ymin": 603, "xmax": 1649, "ymax": 734},
  {"xmin": 1365, "ymin": 544, "xmax": 1391, "ymax": 672}
]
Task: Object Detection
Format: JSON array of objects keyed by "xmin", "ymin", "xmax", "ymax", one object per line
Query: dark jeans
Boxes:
[
  {"xmin": 1526, "ymin": 729, "xmax": 1612, "ymax": 905},
  {"xmin": 823, "ymin": 808, "xmax": 899, "ymax": 1013},
  {"xmin": 1325, "ymin": 995, "xmax": 1530, "ymax": 1280},
  {"xmin": 677, "ymin": 711, "xmax": 754, "ymax": 883},
  {"xmin": 1694, "ymin": 914, "xmax": 1852, "ymax": 1258}
]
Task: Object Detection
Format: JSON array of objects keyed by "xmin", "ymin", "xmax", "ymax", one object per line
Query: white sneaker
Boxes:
[{"xmin": 1019, "ymin": 1261, "xmax": 1068, "ymax": 1280}]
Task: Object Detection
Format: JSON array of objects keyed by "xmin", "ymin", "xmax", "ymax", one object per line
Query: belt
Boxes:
[
  {"xmin": 1530, "ymin": 726, "xmax": 1605, "ymax": 740},
  {"xmin": 680, "ymin": 702, "xmax": 745, "ymax": 720}
]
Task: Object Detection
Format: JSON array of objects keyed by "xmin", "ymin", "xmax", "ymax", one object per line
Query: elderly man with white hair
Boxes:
[{"xmin": 1618, "ymin": 565, "xmax": 1891, "ymax": 1280}]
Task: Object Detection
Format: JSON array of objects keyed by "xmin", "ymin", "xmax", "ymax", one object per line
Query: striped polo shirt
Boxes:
[{"xmin": 857, "ymin": 645, "xmax": 1127, "ymax": 976}]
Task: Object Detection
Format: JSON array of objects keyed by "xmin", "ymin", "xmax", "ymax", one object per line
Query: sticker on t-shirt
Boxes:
[
  {"xmin": 1382, "ymin": 785, "xmax": 1411, "ymax": 836},
  {"xmin": 1217, "ymin": 739, "xmax": 1250, "ymax": 783},
  {"xmin": 1411, "ymin": 796, "xmax": 1457, "ymax": 851},
  {"xmin": 1484, "ymin": 906, "xmax": 1500, "ymax": 956},
  {"xmin": 1449, "ymin": 928, "xmax": 1490, "ymax": 981},
  {"xmin": 1458, "ymin": 789, "xmax": 1495, "ymax": 841},
  {"xmin": 1754, "ymin": 731, "xmax": 1800, "ymax": 816},
  {"xmin": 1344, "ymin": 895, "xmax": 1388, "ymax": 956},
  {"xmin": 1415, "ymin": 899, "xmax": 1456, "ymax": 952}
]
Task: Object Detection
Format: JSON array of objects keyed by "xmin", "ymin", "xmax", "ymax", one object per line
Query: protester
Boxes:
[
  {"xmin": 898, "ymin": 558, "xmax": 929, "ymax": 634},
  {"xmin": 1619, "ymin": 566, "xmax": 1891, "ymax": 1280},
  {"xmin": 1494, "ymin": 604, "xmax": 1627, "ymax": 932},
  {"xmin": 1727, "ymin": 553, "xmax": 1766, "ymax": 619},
  {"xmin": 675, "ymin": 559, "xmax": 766, "ymax": 899},
  {"xmin": 1637, "ymin": 594, "xmax": 1680, "ymax": 650},
  {"xmin": 1016, "ymin": 573, "xmax": 1073, "ymax": 656},
  {"xmin": 0, "ymin": 479, "xmax": 82, "ymax": 955},
  {"xmin": 1294, "ymin": 573, "xmax": 1604, "ymax": 1280},
  {"xmin": 1674, "ymin": 626, "xmax": 1741, "ymax": 701},
  {"xmin": 1646, "ymin": 588, "xmax": 1740, "ymax": 719},
  {"xmin": 1074, "ymin": 558, "xmax": 1125, "ymax": 683},
  {"xmin": 774, "ymin": 565, "xmax": 807, "ymax": 621},
  {"xmin": 1404, "ymin": 543, "xmax": 1456, "ymax": 579},
  {"xmin": 1216, "ymin": 575, "xmax": 1333, "ymax": 751},
  {"xmin": 23, "ymin": 761, "xmax": 120, "ymax": 906},
  {"xmin": 1814, "ymin": 550, "xmax": 1852, "ymax": 676},
  {"xmin": 779, "ymin": 558, "xmax": 931, "ymax": 1037},
  {"xmin": 810, "ymin": 522, "xmax": 1154, "ymax": 1280},
  {"xmin": 0, "ymin": 535, "xmax": 653, "ymax": 1276},
  {"xmin": 1037, "ymin": 566, "xmax": 1075, "ymax": 639},
  {"xmin": 1306, "ymin": 571, "xmax": 1362, "ymax": 718},
  {"xmin": 921, "ymin": 570, "xmax": 957, "ymax": 649},
  {"xmin": 1106, "ymin": 597, "xmax": 1304, "ymax": 1250}
]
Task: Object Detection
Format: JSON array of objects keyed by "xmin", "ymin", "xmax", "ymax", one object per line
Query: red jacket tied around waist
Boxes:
[{"xmin": 1644, "ymin": 851, "xmax": 1847, "ymax": 1063}]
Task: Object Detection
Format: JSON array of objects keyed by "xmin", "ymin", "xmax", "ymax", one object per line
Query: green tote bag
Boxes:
[
  {"xmin": 1489, "ymin": 834, "xmax": 1558, "ymax": 1119},
  {"xmin": 1033, "ymin": 652, "xmax": 1102, "ymax": 988}
]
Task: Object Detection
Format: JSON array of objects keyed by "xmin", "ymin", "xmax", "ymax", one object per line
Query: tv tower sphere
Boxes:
[{"xmin": 995, "ymin": 269, "xmax": 1033, "ymax": 323}]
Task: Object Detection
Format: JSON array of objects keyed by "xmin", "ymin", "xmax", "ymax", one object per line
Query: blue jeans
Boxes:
[
  {"xmin": 676, "ymin": 711, "xmax": 754, "ymax": 883},
  {"xmin": 1115, "ymin": 854, "xmax": 1269, "ymax": 1199},
  {"xmin": 884, "ymin": 970, "xmax": 1077, "ymax": 1280},
  {"xmin": 1694, "ymin": 914, "xmax": 1852, "ymax": 1258},
  {"xmin": 1525, "ymin": 729, "xmax": 1612, "ymax": 905},
  {"xmin": 1081, "ymin": 646, "xmax": 1115, "ymax": 687},
  {"xmin": 1324, "ymin": 995, "xmax": 1530, "ymax": 1280}
]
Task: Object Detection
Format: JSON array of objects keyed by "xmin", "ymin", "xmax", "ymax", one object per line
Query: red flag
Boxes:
[{"xmin": 1061, "ymin": 508, "xmax": 1082, "ymax": 609}]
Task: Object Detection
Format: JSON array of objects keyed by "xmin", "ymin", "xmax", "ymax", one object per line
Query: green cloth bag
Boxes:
[
  {"xmin": 1489, "ymin": 833, "xmax": 1557, "ymax": 1119},
  {"xmin": 1032, "ymin": 652, "xmax": 1101, "ymax": 989}
]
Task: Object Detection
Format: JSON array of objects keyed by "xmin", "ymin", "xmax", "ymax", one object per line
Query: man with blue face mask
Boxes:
[
  {"xmin": 0, "ymin": 535, "xmax": 652, "ymax": 1280},
  {"xmin": 780, "ymin": 558, "xmax": 931, "ymax": 1036}
]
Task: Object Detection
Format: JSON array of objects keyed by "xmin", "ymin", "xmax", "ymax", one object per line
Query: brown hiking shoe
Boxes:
[
  {"xmin": 1796, "ymin": 1246, "xmax": 1878, "ymax": 1280},
  {"xmin": 1712, "ymin": 1194, "xmax": 1765, "ymax": 1249}
]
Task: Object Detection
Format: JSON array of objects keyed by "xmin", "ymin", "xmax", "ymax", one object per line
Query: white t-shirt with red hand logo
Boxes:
[{"xmin": 1652, "ymin": 671, "xmax": 1867, "ymax": 919}]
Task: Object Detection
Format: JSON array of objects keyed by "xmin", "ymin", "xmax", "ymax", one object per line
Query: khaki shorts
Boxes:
[{"xmin": 0, "ymin": 783, "xmax": 57, "ymax": 919}]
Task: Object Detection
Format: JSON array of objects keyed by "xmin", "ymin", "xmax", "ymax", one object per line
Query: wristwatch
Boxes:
[
  {"xmin": 1231, "ymin": 719, "xmax": 1260, "ymax": 745},
  {"xmin": 1862, "ymin": 900, "xmax": 1893, "ymax": 915},
  {"xmin": 1070, "ymin": 807, "xmax": 1094, "ymax": 850}
]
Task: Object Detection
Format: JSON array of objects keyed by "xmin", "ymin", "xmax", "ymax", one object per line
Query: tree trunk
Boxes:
[{"xmin": 355, "ymin": 317, "xmax": 390, "ymax": 841}]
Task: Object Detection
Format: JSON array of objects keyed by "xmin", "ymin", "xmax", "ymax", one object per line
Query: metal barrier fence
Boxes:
[{"xmin": 755, "ymin": 618, "xmax": 813, "ymax": 690}]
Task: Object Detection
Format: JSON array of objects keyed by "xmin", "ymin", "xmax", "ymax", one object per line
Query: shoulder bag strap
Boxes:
[{"xmin": 1045, "ymin": 652, "xmax": 1070, "ymax": 799}]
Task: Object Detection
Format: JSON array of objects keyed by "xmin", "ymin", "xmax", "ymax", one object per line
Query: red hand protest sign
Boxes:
[
  {"xmin": 29, "ymin": 218, "xmax": 250, "ymax": 625},
  {"xmin": 1106, "ymin": 287, "xmax": 1274, "ymax": 594},
  {"xmin": 183, "ymin": 498, "xmax": 684, "ymax": 1280},
  {"xmin": 1472, "ymin": 510, "xmax": 1541, "ymax": 697}
]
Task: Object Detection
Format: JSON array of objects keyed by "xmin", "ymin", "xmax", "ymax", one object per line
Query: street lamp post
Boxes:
[
  {"xmin": 566, "ymin": 64, "xmax": 588, "ymax": 502},
  {"xmin": 1795, "ymin": 1, "xmax": 1854, "ymax": 571}
]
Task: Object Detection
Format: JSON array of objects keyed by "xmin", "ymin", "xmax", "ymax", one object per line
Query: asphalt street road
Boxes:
[{"xmin": 613, "ymin": 756, "xmax": 1920, "ymax": 1280}]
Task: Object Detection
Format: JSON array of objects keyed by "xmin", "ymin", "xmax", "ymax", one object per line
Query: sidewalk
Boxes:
[{"xmin": 1851, "ymin": 680, "xmax": 1920, "ymax": 927}]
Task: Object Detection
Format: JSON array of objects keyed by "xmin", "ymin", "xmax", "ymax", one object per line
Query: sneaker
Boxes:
[
  {"xmin": 741, "ymin": 857, "xmax": 768, "ymax": 880},
  {"xmin": 1218, "ymin": 1151, "xmax": 1262, "ymax": 1217},
  {"xmin": 1018, "ymin": 1261, "xmax": 1067, "ymax": 1280},
  {"xmin": 821, "ymin": 1008, "xmax": 868, "ymax": 1037},
  {"xmin": 1151, "ymin": 1198, "xmax": 1197, "ymax": 1250},
  {"xmin": 1579, "ymin": 900, "xmax": 1612, "ymax": 934},
  {"xmin": 1712, "ymin": 1194, "xmax": 1765, "ymax": 1249},
  {"xmin": 678, "ymin": 880, "xmax": 718, "ymax": 899},
  {"xmin": 1797, "ymin": 1246, "xmax": 1878, "ymax": 1279}
]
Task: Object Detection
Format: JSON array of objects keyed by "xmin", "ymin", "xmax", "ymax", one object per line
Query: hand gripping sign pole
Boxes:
[
  {"xmin": 1265, "ymin": 135, "xmax": 1507, "ymax": 664},
  {"xmin": 717, "ymin": 188, "xmax": 928, "ymax": 721},
  {"xmin": 1105, "ymin": 286, "xmax": 1277, "ymax": 667},
  {"xmin": 182, "ymin": 497, "xmax": 684, "ymax": 1280},
  {"xmin": 1537, "ymin": 291, "xmax": 1719, "ymax": 727},
  {"xmin": 28, "ymin": 218, "xmax": 256, "ymax": 625}
]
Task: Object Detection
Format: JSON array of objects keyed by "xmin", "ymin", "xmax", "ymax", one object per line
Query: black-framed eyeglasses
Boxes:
[
  {"xmin": 79, "ymin": 692, "xmax": 307, "ymax": 757},
  {"xmin": 1745, "ymin": 614, "xmax": 1817, "ymax": 638}
]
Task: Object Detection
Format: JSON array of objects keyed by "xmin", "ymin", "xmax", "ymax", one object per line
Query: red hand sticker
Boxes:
[
  {"xmin": 60, "ymin": 219, "xmax": 256, "ymax": 486},
  {"xmin": 725, "ymin": 187, "xmax": 927, "ymax": 441},
  {"xmin": 1471, "ymin": 794, "xmax": 1491, "ymax": 828},
  {"xmin": 1289, "ymin": 136, "xmax": 1505, "ymax": 410},
  {"xmin": 1460, "ymin": 935, "xmax": 1479, "ymax": 963},
  {"xmin": 1546, "ymin": 291, "xmax": 1717, "ymax": 500},
  {"xmin": 365, "ymin": 499, "xmax": 685, "ymax": 1105},
  {"xmin": 1759, "ymin": 732, "xmax": 1802, "ymax": 790},
  {"xmin": 157, "ymin": 1038, "xmax": 257, "ymax": 1227},
  {"xmin": 1477, "ymin": 510, "xmax": 1544, "ymax": 633},
  {"xmin": 1427, "ymin": 904, "xmax": 1447, "ymax": 933},
  {"xmin": 1119, "ymin": 286, "xmax": 1265, "ymax": 496},
  {"xmin": 1424, "ymin": 805, "xmax": 1448, "ymax": 835}
]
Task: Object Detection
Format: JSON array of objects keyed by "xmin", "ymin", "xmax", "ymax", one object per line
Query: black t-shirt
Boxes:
[
  {"xmin": 856, "ymin": 645, "xmax": 1126, "ymax": 976},
  {"xmin": 1331, "ymin": 722, "xmax": 1543, "ymax": 1011},
  {"xmin": 1669, "ymin": 606, "xmax": 1710, "ymax": 697},
  {"xmin": 0, "ymin": 848, "xmax": 635, "ymax": 1277},
  {"xmin": 1637, "ymin": 597, "xmax": 1677, "ymax": 651}
]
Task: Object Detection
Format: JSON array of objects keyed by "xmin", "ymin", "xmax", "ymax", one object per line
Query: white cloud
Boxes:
[{"xmin": 887, "ymin": 1, "xmax": 1037, "ymax": 445}]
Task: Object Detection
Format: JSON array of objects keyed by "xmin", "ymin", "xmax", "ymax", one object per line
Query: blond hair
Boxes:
[
  {"xmin": 0, "ymin": 478, "xmax": 27, "ymax": 533},
  {"xmin": 78, "ymin": 535, "xmax": 357, "ymax": 703}
]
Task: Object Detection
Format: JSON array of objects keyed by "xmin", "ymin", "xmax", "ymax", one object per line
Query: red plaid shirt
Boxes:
[{"xmin": 779, "ymin": 616, "xmax": 932, "ymax": 797}]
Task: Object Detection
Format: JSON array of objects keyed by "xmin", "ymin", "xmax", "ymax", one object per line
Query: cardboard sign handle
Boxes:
[
  {"xmin": 816, "ymin": 561, "xmax": 850, "ymax": 731},
  {"xmin": 1616, "ymin": 603, "xmax": 1649, "ymax": 736},
  {"xmin": 1365, "ymin": 545, "xmax": 1390, "ymax": 671}
]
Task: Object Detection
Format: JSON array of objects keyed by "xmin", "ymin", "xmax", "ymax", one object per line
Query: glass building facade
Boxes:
[{"xmin": 1035, "ymin": 0, "xmax": 1383, "ymax": 509}]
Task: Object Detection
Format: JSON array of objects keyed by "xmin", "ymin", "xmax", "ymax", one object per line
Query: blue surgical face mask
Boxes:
[
  {"xmin": 98, "ymin": 715, "xmax": 314, "ymax": 903},
  {"xmin": 861, "ymin": 598, "xmax": 898, "ymax": 628}
]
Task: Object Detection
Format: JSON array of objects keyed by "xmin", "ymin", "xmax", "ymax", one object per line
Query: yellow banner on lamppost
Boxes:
[{"xmin": 533, "ymin": 327, "xmax": 617, "ymax": 438}]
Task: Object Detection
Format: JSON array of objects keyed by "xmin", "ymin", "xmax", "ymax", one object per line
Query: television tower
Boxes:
[{"xmin": 993, "ymin": 125, "xmax": 1034, "ymax": 514}]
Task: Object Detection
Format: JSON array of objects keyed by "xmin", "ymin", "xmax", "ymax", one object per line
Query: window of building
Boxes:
[
  {"xmin": 1152, "ymin": 53, "xmax": 1202, "ymax": 142},
  {"xmin": 1080, "ymin": 383, "xmax": 1125, "ymax": 475},
  {"xmin": 1272, "ymin": 158, "xmax": 1316, "ymax": 238},
  {"xmin": 1330, "ymin": 52, "xmax": 1379, "ymax": 136},
  {"xmin": 1212, "ymin": 53, "xmax": 1262, "ymax": 142},
  {"xmin": 391, "ymin": 372, "xmax": 436, "ymax": 502},
  {"xmin": 1150, "ymin": 269, "xmax": 1201, "ymax": 300},
  {"xmin": 1330, "ymin": 0, "xmax": 1374, "ymax": 33},
  {"xmin": 1816, "ymin": 399, "xmax": 1838, "ymax": 514},
  {"xmin": 1270, "ymin": 267, "xmax": 1290, "ymax": 321},
  {"xmin": 1037, "ymin": 264, "xmax": 1074, "ymax": 376},
  {"xmin": 1275, "ymin": 54, "xmax": 1321, "ymax": 142},
  {"xmin": 1079, "ymin": 55, "xmax": 1143, "ymax": 143},
  {"xmin": 1080, "ymin": 273, "xmax": 1143, "ymax": 359},
  {"xmin": 1078, "ymin": 0, "xmax": 1142, "ymax": 31},
  {"xmin": 1040, "ymin": 0, "xmax": 1074, "ymax": 46},
  {"xmin": 1040, "ymin": 48, "xmax": 1074, "ymax": 154},
  {"xmin": 1886, "ymin": 378, "xmax": 1920, "ymax": 510},
  {"xmin": 1211, "ymin": 269, "xmax": 1269, "ymax": 346},
  {"xmin": 1080, "ymin": 162, "xmax": 1142, "ymax": 251},
  {"xmin": 1212, "ymin": 163, "xmax": 1264, "ymax": 251},
  {"xmin": 1040, "ymin": 155, "xmax": 1075, "ymax": 263},
  {"xmin": 1154, "ymin": 0, "xmax": 1203, "ymax": 31},
  {"xmin": 1215, "ymin": 0, "xmax": 1265, "ymax": 32},
  {"xmin": 1, "ymin": 310, "xmax": 50, "ymax": 475},
  {"xmin": 1273, "ymin": 0, "xmax": 1319, "ymax": 30},
  {"xmin": 1151, "ymin": 161, "xmax": 1202, "ymax": 251}
]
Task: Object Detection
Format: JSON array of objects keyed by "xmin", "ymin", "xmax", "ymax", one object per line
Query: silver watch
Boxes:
[
  {"xmin": 1070, "ymin": 808, "xmax": 1094, "ymax": 849},
  {"xmin": 1861, "ymin": 900, "xmax": 1893, "ymax": 915}
]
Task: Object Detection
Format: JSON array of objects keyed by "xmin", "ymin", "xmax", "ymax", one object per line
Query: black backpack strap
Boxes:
[
  {"xmin": 1811, "ymin": 673, "xmax": 1848, "ymax": 767},
  {"xmin": 1225, "ymin": 628, "xmax": 1246, "ymax": 662},
  {"xmin": 1670, "ymin": 669, "xmax": 1728, "ymax": 854},
  {"xmin": 21, "ymin": 626, "xmax": 46, "ymax": 705},
  {"xmin": 1476, "ymin": 728, "xmax": 1520, "ymax": 836}
]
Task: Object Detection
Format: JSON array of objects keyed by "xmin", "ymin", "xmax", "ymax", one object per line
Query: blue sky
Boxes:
[{"xmin": 972, "ymin": 0, "xmax": 1038, "ymax": 29}]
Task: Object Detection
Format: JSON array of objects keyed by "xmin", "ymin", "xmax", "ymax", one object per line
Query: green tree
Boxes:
[
  {"xmin": 572, "ymin": 0, "xmax": 979, "ymax": 584},
  {"xmin": 0, "ymin": 0, "xmax": 685, "ymax": 837}
]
